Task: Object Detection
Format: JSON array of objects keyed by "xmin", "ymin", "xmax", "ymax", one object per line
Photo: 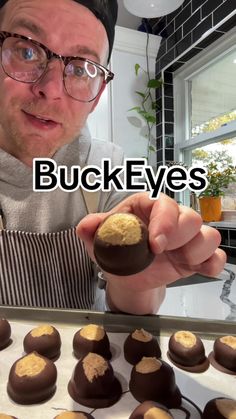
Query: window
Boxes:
[{"xmin": 174, "ymin": 29, "xmax": 236, "ymax": 211}]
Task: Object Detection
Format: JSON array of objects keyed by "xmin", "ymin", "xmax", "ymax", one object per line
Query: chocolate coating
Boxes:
[
  {"xmin": 124, "ymin": 329, "xmax": 161, "ymax": 365},
  {"xmin": 54, "ymin": 412, "xmax": 95, "ymax": 419},
  {"xmin": 23, "ymin": 325, "xmax": 61, "ymax": 360},
  {"xmin": 94, "ymin": 213, "xmax": 154, "ymax": 276},
  {"xmin": 203, "ymin": 397, "xmax": 236, "ymax": 419},
  {"xmin": 73, "ymin": 324, "xmax": 111, "ymax": 360},
  {"xmin": 68, "ymin": 352, "xmax": 122, "ymax": 408},
  {"xmin": 167, "ymin": 331, "xmax": 209, "ymax": 372},
  {"xmin": 129, "ymin": 401, "xmax": 174, "ymax": 419},
  {"xmin": 7, "ymin": 351, "xmax": 57, "ymax": 404},
  {"xmin": 213, "ymin": 336, "xmax": 236, "ymax": 372},
  {"xmin": 129, "ymin": 357, "xmax": 182, "ymax": 409},
  {"xmin": 0, "ymin": 318, "xmax": 11, "ymax": 349}
]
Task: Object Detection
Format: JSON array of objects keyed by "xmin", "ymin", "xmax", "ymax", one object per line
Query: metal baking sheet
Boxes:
[{"xmin": 0, "ymin": 306, "xmax": 235, "ymax": 419}]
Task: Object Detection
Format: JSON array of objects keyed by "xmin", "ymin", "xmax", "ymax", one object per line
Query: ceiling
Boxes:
[{"xmin": 117, "ymin": 0, "xmax": 142, "ymax": 30}]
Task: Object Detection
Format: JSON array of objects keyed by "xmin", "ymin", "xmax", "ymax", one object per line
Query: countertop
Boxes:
[{"xmin": 159, "ymin": 263, "xmax": 236, "ymax": 321}]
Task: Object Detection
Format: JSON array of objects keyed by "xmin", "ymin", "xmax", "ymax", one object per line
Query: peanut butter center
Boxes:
[
  {"xmin": 216, "ymin": 399, "xmax": 236, "ymax": 418},
  {"xmin": 132, "ymin": 328, "xmax": 152, "ymax": 342},
  {"xmin": 174, "ymin": 331, "xmax": 197, "ymax": 348},
  {"xmin": 144, "ymin": 407, "xmax": 172, "ymax": 419},
  {"xmin": 55, "ymin": 413, "xmax": 87, "ymax": 419},
  {"xmin": 220, "ymin": 336, "xmax": 236, "ymax": 350},
  {"xmin": 31, "ymin": 324, "xmax": 54, "ymax": 337},
  {"xmin": 15, "ymin": 352, "xmax": 46, "ymax": 377},
  {"xmin": 136, "ymin": 357, "xmax": 162, "ymax": 374},
  {"xmin": 83, "ymin": 353, "xmax": 108, "ymax": 383},
  {"xmin": 97, "ymin": 213, "xmax": 142, "ymax": 245},
  {"xmin": 80, "ymin": 324, "xmax": 105, "ymax": 341}
]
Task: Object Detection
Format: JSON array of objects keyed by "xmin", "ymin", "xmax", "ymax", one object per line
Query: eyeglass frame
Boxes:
[{"xmin": 0, "ymin": 30, "xmax": 114, "ymax": 102}]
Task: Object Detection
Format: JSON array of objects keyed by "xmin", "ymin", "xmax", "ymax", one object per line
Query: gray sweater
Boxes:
[
  {"xmin": 0, "ymin": 126, "xmax": 131, "ymax": 310},
  {"xmin": 0, "ymin": 126, "xmax": 128, "ymax": 233}
]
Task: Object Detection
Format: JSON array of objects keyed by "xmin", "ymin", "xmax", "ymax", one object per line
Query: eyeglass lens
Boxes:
[{"xmin": 1, "ymin": 36, "xmax": 105, "ymax": 101}]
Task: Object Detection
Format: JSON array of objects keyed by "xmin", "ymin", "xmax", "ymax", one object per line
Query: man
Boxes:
[{"xmin": 0, "ymin": 0, "xmax": 226, "ymax": 314}]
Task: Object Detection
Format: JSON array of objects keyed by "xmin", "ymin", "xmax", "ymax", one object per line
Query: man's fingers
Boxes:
[
  {"xmin": 149, "ymin": 198, "xmax": 202, "ymax": 253},
  {"xmin": 76, "ymin": 213, "xmax": 105, "ymax": 259},
  {"xmin": 195, "ymin": 248, "xmax": 227, "ymax": 277},
  {"xmin": 167, "ymin": 224, "xmax": 222, "ymax": 266}
]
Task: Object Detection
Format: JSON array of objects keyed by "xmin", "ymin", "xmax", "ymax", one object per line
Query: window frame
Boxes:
[{"xmin": 174, "ymin": 28, "xmax": 236, "ymax": 207}]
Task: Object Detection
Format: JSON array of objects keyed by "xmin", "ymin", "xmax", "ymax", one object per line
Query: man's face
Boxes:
[{"xmin": 0, "ymin": 0, "xmax": 109, "ymax": 166}]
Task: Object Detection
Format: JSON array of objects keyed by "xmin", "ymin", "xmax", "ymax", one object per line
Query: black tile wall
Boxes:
[
  {"xmin": 230, "ymin": 230, "xmax": 236, "ymax": 247},
  {"xmin": 164, "ymin": 72, "xmax": 173, "ymax": 84},
  {"xmin": 180, "ymin": 46, "xmax": 203, "ymax": 62},
  {"xmin": 218, "ymin": 229, "xmax": 230, "ymax": 246},
  {"xmin": 192, "ymin": 15, "xmax": 213, "ymax": 43},
  {"xmin": 164, "ymin": 110, "xmax": 174, "ymax": 123},
  {"xmin": 202, "ymin": 0, "xmax": 223, "ymax": 19},
  {"xmin": 196, "ymin": 30, "xmax": 223, "ymax": 48},
  {"xmin": 164, "ymin": 97, "xmax": 174, "ymax": 110},
  {"xmin": 219, "ymin": 228, "xmax": 236, "ymax": 265},
  {"xmin": 223, "ymin": 247, "xmax": 236, "ymax": 264},
  {"xmin": 151, "ymin": 0, "xmax": 236, "ymax": 206},
  {"xmin": 160, "ymin": 48, "xmax": 175, "ymax": 69},
  {"xmin": 183, "ymin": 10, "xmax": 201, "ymax": 36},
  {"xmin": 218, "ymin": 14, "xmax": 236, "ymax": 32},
  {"xmin": 164, "ymin": 83, "xmax": 173, "ymax": 97},
  {"xmin": 214, "ymin": 0, "xmax": 236, "ymax": 25},
  {"xmin": 175, "ymin": 33, "xmax": 192, "ymax": 56},
  {"xmin": 165, "ymin": 136, "xmax": 174, "ymax": 148},
  {"xmin": 165, "ymin": 149, "xmax": 174, "ymax": 161},
  {"xmin": 192, "ymin": 0, "xmax": 208, "ymax": 13},
  {"xmin": 175, "ymin": 4, "xmax": 192, "ymax": 28},
  {"xmin": 167, "ymin": 28, "xmax": 182, "ymax": 50},
  {"xmin": 156, "ymin": 137, "xmax": 163, "ymax": 149}
]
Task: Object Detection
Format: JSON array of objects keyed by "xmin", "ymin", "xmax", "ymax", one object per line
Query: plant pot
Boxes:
[{"xmin": 198, "ymin": 196, "xmax": 222, "ymax": 222}]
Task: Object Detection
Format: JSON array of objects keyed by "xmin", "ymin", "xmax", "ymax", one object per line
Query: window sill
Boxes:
[
  {"xmin": 208, "ymin": 221, "xmax": 236, "ymax": 228},
  {"xmin": 200, "ymin": 211, "xmax": 236, "ymax": 228}
]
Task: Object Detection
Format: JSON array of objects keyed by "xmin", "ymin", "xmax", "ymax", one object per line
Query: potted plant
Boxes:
[{"xmin": 198, "ymin": 162, "xmax": 236, "ymax": 222}]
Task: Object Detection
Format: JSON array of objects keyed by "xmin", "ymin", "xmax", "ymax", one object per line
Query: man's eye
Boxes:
[
  {"xmin": 21, "ymin": 47, "xmax": 36, "ymax": 60},
  {"xmin": 74, "ymin": 66, "xmax": 86, "ymax": 77}
]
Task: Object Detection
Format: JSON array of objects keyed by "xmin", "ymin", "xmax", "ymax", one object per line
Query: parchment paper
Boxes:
[{"xmin": 0, "ymin": 319, "xmax": 235, "ymax": 418}]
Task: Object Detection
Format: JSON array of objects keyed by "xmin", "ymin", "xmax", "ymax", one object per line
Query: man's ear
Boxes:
[{"xmin": 90, "ymin": 82, "xmax": 107, "ymax": 113}]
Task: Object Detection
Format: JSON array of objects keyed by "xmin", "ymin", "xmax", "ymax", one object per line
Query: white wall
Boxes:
[{"xmin": 88, "ymin": 26, "xmax": 161, "ymax": 164}]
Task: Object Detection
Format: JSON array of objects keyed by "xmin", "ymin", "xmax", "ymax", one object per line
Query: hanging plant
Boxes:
[{"xmin": 128, "ymin": 63, "xmax": 162, "ymax": 163}]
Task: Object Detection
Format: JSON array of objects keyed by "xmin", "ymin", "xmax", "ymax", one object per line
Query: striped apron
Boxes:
[{"xmin": 0, "ymin": 227, "xmax": 96, "ymax": 309}]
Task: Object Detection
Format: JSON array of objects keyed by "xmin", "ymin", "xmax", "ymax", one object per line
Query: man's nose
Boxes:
[{"xmin": 31, "ymin": 59, "xmax": 65, "ymax": 100}]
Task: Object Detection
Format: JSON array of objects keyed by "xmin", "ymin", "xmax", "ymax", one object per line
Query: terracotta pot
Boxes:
[{"xmin": 199, "ymin": 196, "xmax": 222, "ymax": 222}]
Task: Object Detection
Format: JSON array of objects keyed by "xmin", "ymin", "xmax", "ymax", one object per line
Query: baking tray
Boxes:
[{"xmin": 0, "ymin": 305, "xmax": 235, "ymax": 419}]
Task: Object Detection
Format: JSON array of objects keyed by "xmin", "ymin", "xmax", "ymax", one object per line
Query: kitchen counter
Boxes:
[{"xmin": 159, "ymin": 263, "xmax": 236, "ymax": 321}]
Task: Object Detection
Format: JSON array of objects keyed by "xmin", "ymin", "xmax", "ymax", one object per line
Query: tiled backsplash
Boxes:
[
  {"xmin": 217, "ymin": 227, "xmax": 236, "ymax": 264},
  {"xmin": 149, "ymin": 0, "xmax": 236, "ymax": 251},
  {"xmin": 149, "ymin": 0, "xmax": 235, "ymax": 168}
]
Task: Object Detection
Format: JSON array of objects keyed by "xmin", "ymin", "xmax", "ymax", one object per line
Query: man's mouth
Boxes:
[{"xmin": 22, "ymin": 110, "xmax": 61, "ymax": 130}]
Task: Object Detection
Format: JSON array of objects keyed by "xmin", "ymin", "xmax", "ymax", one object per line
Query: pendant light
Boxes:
[{"xmin": 123, "ymin": 0, "xmax": 185, "ymax": 18}]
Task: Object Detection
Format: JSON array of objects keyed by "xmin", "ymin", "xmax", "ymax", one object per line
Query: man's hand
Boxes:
[{"xmin": 76, "ymin": 193, "xmax": 226, "ymax": 314}]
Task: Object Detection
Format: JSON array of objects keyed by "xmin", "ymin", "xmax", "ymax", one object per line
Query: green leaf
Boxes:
[
  {"xmin": 147, "ymin": 79, "xmax": 162, "ymax": 88},
  {"xmin": 149, "ymin": 145, "xmax": 156, "ymax": 152},
  {"xmin": 135, "ymin": 91, "xmax": 146, "ymax": 98},
  {"xmin": 137, "ymin": 109, "xmax": 146, "ymax": 116},
  {"xmin": 127, "ymin": 116, "xmax": 143, "ymax": 128},
  {"xmin": 145, "ymin": 115, "xmax": 156, "ymax": 124},
  {"xmin": 135, "ymin": 63, "xmax": 140, "ymax": 76},
  {"xmin": 128, "ymin": 106, "xmax": 142, "ymax": 112}
]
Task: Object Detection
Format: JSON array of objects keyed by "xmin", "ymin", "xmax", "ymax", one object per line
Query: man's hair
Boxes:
[{"xmin": 0, "ymin": 0, "xmax": 118, "ymax": 61}]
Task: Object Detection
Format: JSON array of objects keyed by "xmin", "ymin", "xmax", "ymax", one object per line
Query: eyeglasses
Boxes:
[{"xmin": 0, "ymin": 31, "xmax": 114, "ymax": 102}]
